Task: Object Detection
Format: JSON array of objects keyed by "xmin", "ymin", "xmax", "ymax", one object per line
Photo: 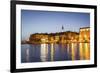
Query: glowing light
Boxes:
[
  {"xmin": 79, "ymin": 43, "xmax": 90, "ymax": 60},
  {"xmin": 79, "ymin": 43, "xmax": 84, "ymax": 60},
  {"xmin": 84, "ymin": 43, "xmax": 90, "ymax": 60},
  {"xmin": 26, "ymin": 48, "xmax": 29, "ymax": 62},
  {"xmin": 71, "ymin": 43, "xmax": 75, "ymax": 60},
  {"xmin": 51, "ymin": 43, "xmax": 54, "ymax": 61},
  {"xmin": 41, "ymin": 38, "xmax": 46, "ymax": 42},
  {"xmin": 40, "ymin": 44, "xmax": 48, "ymax": 62}
]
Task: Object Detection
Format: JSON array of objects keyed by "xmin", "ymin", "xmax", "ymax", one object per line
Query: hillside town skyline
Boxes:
[
  {"xmin": 21, "ymin": 10, "xmax": 90, "ymax": 41},
  {"xmin": 22, "ymin": 27, "xmax": 90, "ymax": 44}
]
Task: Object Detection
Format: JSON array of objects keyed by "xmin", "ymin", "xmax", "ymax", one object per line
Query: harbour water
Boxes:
[{"xmin": 21, "ymin": 43, "xmax": 90, "ymax": 63}]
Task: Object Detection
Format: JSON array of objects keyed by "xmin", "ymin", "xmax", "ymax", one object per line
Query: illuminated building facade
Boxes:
[
  {"xmin": 28, "ymin": 27, "xmax": 90, "ymax": 44},
  {"xmin": 79, "ymin": 27, "xmax": 90, "ymax": 43}
]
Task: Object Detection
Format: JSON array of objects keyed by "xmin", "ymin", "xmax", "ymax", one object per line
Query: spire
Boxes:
[{"xmin": 62, "ymin": 25, "xmax": 64, "ymax": 31}]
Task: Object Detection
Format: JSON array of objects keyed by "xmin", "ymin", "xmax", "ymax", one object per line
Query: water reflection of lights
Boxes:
[
  {"xmin": 79, "ymin": 43, "xmax": 84, "ymax": 60},
  {"xmin": 51, "ymin": 43, "xmax": 54, "ymax": 61},
  {"xmin": 71, "ymin": 43, "xmax": 75, "ymax": 60},
  {"xmin": 67, "ymin": 44, "xmax": 70, "ymax": 59},
  {"xmin": 79, "ymin": 43, "xmax": 90, "ymax": 60},
  {"xmin": 24, "ymin": 43, "xmax": 90, "ymax": 62},
  {"xmin": 84, "ymin": 43, "xmax": 90, "ymax": 60},
  {"xmin": 67, "ymin": 44, "xmax": 70, "ymax": 53},
  {"xmin": 26, "ymin": 48, "xmax": 29, "ymax": 62},
  {"xmin": 40, "ymin": 44, "xmax": 48, "ymax": 62}
]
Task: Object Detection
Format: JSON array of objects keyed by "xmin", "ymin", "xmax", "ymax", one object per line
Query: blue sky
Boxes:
[{"xmin": 21, "ymin": 10, "xmax": 90, "ymax": 40}]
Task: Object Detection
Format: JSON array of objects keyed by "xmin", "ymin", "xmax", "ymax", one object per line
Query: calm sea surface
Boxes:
[{"xmin": 21, "ymin": 43, "xmax": 90, "ymax": 63}]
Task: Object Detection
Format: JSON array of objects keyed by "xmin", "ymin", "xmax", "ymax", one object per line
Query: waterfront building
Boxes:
[
  {"xmin": 79, "ymin": 27, "xmax": 90, "ymax": 43},
  {"xmin": 29, "ymin": 33, "xmax": 48, "ymax": 43},
  {"xmin": 27, "ymin": 27, "xmax": 90, "ymax": 44}
]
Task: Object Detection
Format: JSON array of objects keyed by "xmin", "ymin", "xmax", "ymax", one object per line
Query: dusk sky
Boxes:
[{"xmin": 21, "ymin": 10, "xmax": 90, "ymax": 40}]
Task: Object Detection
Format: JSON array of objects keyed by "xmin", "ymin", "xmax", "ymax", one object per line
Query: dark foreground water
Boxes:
[{"xmin": 21, "ymin": 43, "xmax": 90, "ymax": 63}]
